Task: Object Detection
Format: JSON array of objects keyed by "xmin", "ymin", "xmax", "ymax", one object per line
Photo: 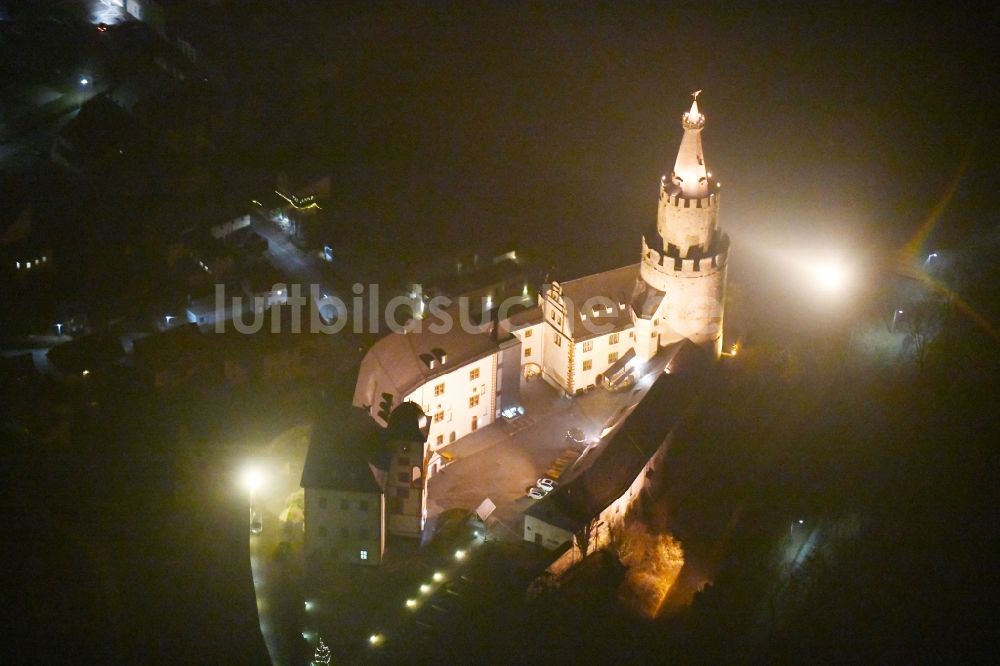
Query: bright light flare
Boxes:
[
  {"xmin": 811, "ymin": 259, "xmax": 850, "ymax": 295},
  {"xmin": 243, "ymin": 467, "xmax": 263, "ymax": 494}
]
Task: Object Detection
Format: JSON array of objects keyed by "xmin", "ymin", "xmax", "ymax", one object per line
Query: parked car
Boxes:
[
  {"xmin": 527, "ymin": 487, "xmax": 545, "ymax": 500},
  {"xmin": 537, "ymin": 478, "xmax": 557, "ymax": 492}
]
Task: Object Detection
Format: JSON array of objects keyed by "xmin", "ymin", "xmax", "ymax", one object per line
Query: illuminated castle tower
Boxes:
[{"xmin": 631, "ymin": 92, "xmax": 730, "ymax": 359}]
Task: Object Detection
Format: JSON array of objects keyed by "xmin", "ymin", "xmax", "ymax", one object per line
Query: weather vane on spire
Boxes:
[{"xmin": 682, "ymin": 90, "xmax": 706, "ymax": 130}]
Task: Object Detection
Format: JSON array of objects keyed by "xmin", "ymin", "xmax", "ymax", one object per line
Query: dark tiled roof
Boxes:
[
  {"xmin": 301, "ymin": 406, "xmax": 385, "ymax": 493},
  {"xmin": 525, "ymin": 340, "xmax": 709, "ymax": 533},
  {"xmin": 504, "ymin": 305, "xmax": 543, "ymax": 330}
]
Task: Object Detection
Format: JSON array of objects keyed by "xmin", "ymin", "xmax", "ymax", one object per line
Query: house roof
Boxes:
[
  {"xmin": 554, "ymin": 264, "xmax": 639, "ymax": 341},
  {"xmin": 504, "ymin": 305, "xmax": 543, "ymax": 331},
  {"xmin": 525, "ymin": 340, "xmax": 709, "ymax": 533},
  {"xmin": 301, "ymin": 406, "xmax": 385, "ymax": 493},
  {"xmin": 353, "ymin": 306, "xmax": 506, "ymax": 407}
]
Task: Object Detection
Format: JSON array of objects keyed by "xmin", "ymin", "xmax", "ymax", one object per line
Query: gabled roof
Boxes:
[
  {"xmin": 301, "ymin": 406, "xmax": 385, "ymax": 493},
  {"xmin": 552, "ymin": 264, "xmax": 638, "ymax": 341},
  {"xmin": 525, "ymin": 340, "xmax": 709, "ymax": 533},
  {"xmin": 353, "ymin": 306, "xmax": 505, "ymax": 407}
]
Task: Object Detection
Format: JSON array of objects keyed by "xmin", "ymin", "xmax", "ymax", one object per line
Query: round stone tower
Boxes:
[{"xmin": 632, "ymin": 93, "xmax": 729, "ymax": 359}]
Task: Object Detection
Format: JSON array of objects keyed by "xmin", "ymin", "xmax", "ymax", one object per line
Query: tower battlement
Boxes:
[
  {"xmin": 659, "ymin": 189, "xmax": 718, "ymax": 210},
  {"xmin": 641, "ymin": 235, "xmax": 729, "ymax": 276}
]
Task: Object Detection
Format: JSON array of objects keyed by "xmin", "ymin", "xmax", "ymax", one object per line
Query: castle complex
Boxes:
[{"xmin": 305, "ymin": 94, "xmax": 730, "ymax": 561}]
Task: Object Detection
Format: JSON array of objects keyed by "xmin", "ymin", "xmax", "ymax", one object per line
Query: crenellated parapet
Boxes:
[
  {"xmin": 640, "ymin": 234, "xmax": 729, "ymax": 291},
  {"xmin": 659, "ymin": 189, "xmax": 718, "ymax": 210}
]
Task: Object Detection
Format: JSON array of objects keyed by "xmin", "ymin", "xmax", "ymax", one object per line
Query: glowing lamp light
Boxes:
[
  {"xmin": 419, "ymin": 584, "xmax": 431, "ymax": 594},
  {"xmin": 80, "ymin": 77, "xmax": 90, "ymax": 86},
  {"xmin": 243, "ymin": 468, "xmax": 262, "ymax": 494},
  {"xmin": 405, "ymin": 599, "xmax": 417, "ymax": 609},
  {"xmin": 812, "ymin": 259, "xmax": 850, "ymax": 294},
  {"xmin": 369, "ymin": 633, "xmax": 384, "ymax": 646},
  {"xmin": 454, "ymin": 549, "xmax": 466, "ymax": 561},
  {"xmin": 432, "ymin": 572, "xmax": 445, "ymax": 582}
]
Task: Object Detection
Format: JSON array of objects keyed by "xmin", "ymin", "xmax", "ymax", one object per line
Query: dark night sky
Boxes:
[{"xmin": 188, "ymin": 1, "xmax": 996, "ymax": 281}]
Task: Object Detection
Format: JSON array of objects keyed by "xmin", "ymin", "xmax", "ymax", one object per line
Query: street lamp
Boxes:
[
  {"xmin": 243, "ymin": 467, "xmax": 264, "ymax": 533},
  {"xmin": 55, "ymin": 323, "xmax": 63, "ymax": 336},
  {"xmin": 79, "ymin": 77, "xmax": 90, "ymax": 86},
  {"xmin": 892, "ymin": 309, "xmax": 904, "ymax": 332}
]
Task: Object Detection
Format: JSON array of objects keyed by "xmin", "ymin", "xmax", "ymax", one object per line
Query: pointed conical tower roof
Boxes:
[{"xmin": 670, "ymin": 91, "xmax": 709, "ymax": 199}]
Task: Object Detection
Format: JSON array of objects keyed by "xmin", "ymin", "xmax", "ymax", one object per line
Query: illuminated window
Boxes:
[
  {"xmin": 524, "ymin": 347, "xmax": 532, "ymax": 356},
  {"xmin": 609, "ymin": 333, "xmax": 620, "ymax": 345},
  {"xmin": 524, "ymin": 329, "xmax": 533, "ymax": 338},
  {"xmin": 434, "ymin": 411, "xmax": 444, "ymax": 423},
  {"xmin": 469, "ymin": 368, "xmax": 480, "ymax": 381},
  {"xmin": 436, "ymin": 434, "xmax": 444, "ymax": 445},
  {"xmin": 360, "ymin": 550, "xmax": 368, "ymax": 561},
  {"xmin": 608, "ymin": 352, "xmax": 619, "ymax": 364},
  {"xmin": 434, "ymin": 383, "xmax": 445, "ymax": 396},
  {"xmin": 583, "ymin": 341, "xmax": 593, "ymax": 352},
  {"xmin": 469, "ymin": 395, "xmax": 480, "ymax": 408},
  {"xmin": 554, "ymin": 335, "xmax": 562, "ymax": 347},
  {"xmin": 582, "ymin": 359, "xmax": 592, "ymax": 371}
]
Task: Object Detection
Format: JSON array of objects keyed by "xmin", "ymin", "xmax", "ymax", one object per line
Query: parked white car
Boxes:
[{"xmin": 537, "ymin": 478, "xmax": 557, "ymax": 493}]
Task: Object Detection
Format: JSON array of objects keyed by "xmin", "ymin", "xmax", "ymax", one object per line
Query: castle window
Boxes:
[
  {"xmin": 469, "ymin": 367, "xmax": 480, "ymax": 381},
  {"xmin": 433, "ymin": 383, "xmax": 445, "ymax": 396},
  {"xmin": 608, "ymin": 352, "xmax": 619, "ymax": 364},
  {"xmin": 609, "ymin": 333, "xmax": 620, "ymax": 345},
  {"xmin": 583, "ymin": 341, "xmax": 593, "ymax": 352},
  {"xmin": 582, "ymin": 359, "xmax": 592, "ymax": 371},
  {"xmin": 554, "ymin": 335, "xmax": 562, "ymax": 347},
  {"xmin": 434, "ymin": 411, "xmax": 444, "ymax": 423},
  {"xmin": 436, "ymin": 434, "xmax": 444, "ymax": 446},
  {"xmin": 469, "ymin": 394, "xmax": 480, "ymax": 408},
  {"xmin": 449, "ymin": 431, "xmax": 456, "ymax": 443},
  {"xmin": 524, "ymin": 329, "xmax": 533, "ymax": 338},
  {"xmin": 524, "ymin": 347, "xmax": 532, "ymax": 357},
  {"xmin": 360, "ymin": 550, "xmax": 368, "ymax": 561}
]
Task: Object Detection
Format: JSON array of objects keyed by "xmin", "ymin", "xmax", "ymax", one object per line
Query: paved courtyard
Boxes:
[{"xmin": 426, "ymin": 370, "xmax": 658, "ymax": 539}]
